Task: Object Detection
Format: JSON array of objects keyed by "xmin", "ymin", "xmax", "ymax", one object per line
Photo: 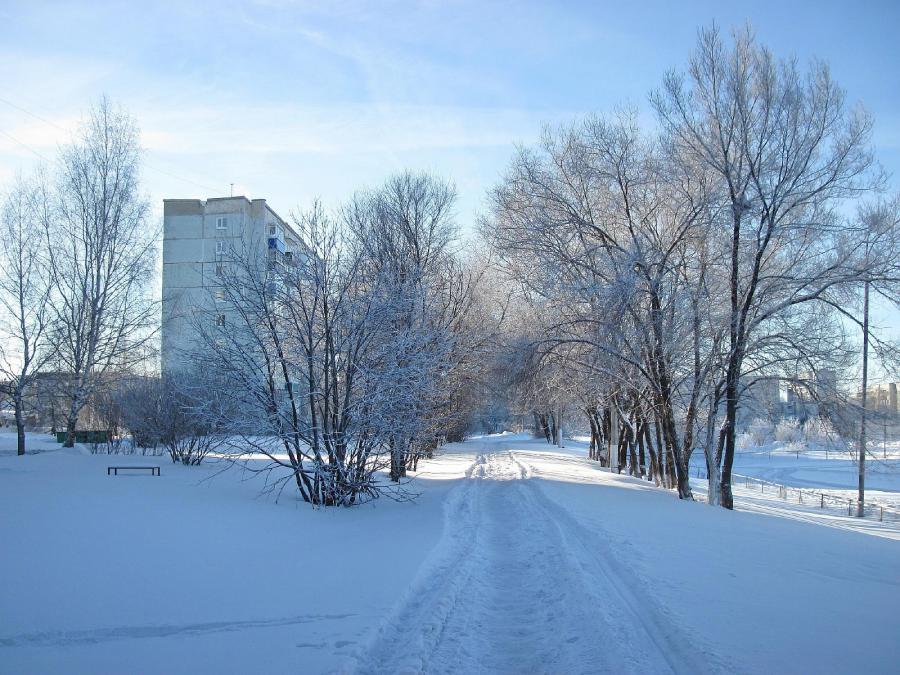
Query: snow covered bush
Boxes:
[
  {"xmin": 802, "ymin": 416, "xmax": 842, "ymax": 447},
  {"xmin": 184, "ymin": 175, "xmax": 485, "ymax": 506},
  {"xmin": 775, "ymin": 419, "xmax": 802, "ymax": 444},
  {"xmin": 115, "ymin": 374, "xmax": 224, "ymax": 464},
  {"xmin": 116, "ymin": 377, "xmax": 164, "ymax": 452},
  {"xmin": 159, "ymin": 373, "xmax": 233, "ymax": 465},
  {"xmin": 745, "ymin": 418, "xmax": 775, "ymax": 446},
  {"xmin": 90, "ymin": 386, "xmax": 126, "ymax": 454}
]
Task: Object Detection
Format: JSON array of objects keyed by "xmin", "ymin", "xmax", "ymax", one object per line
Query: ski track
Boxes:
[
  {"xmin": 0, "ymin": 614, "xmax": 356, "ymax": 648},
  {"xmin": 354, "ymin": 443, "xmax": 713, "ymax": 675}
]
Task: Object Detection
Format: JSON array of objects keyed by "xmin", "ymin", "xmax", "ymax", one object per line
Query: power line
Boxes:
[
  {"xmin": 0, "ymin": 128, "xmax": 52, "ymax": 162},
  {"xmin": 0, "ymin": 95, "xmax": 223, "ymax": 194},
  {"xmin": 0, "ymin": 95, "xmax": 66, "ymax": 133}
]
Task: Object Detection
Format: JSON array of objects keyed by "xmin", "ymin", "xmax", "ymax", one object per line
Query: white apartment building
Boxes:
[{"xmin": 161, "ymin": 196, "xmax": 300, "ymax": 375}]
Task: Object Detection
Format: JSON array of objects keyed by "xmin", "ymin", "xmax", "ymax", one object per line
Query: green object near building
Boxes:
[{"xmin": 55, "ymin": 430, "xmax": 109, "ymax": 444}]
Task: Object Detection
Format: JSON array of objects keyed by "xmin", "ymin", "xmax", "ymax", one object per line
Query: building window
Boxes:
[
  {"xmin": 215, "ymin": 241, "xmax": 226, "ymax": 255},
  {"xmin": 216, "ymin": 216, "xmax": 228, "ymax": 230},
  {"xmin": 215, "ymin": 314, "xmax": 226, "ymax": 327},
  {"xmin": 215, "ymin": 262, "xmax": 226, "ymax": 277},
  {"xmin": 214, "ymin": 288, "xmax": 225, "ymax": 302},
  {"xmin": 269, "ymin": 224, "xmax": 277, "ymax": 236}
]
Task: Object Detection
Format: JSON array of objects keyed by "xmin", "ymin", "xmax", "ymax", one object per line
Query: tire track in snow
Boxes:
[
  {"xmin": 351, "ymin": 456, "xmax": 486, "ymax": 674},
  {"xmin": 511, "ymin": 451, "xmax": 720, "ymax": 674},
  {"xmin": 354, "ymin": 448, "xmax": 711, "ymax": 674}
]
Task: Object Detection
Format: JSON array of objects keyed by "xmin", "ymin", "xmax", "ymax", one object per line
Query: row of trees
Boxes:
[
  {"xmin": 0, "ymin": 99, "xmax": 156, "ymax": 456},
  {"xmin": 3, "ymin": 25, "xmax": 898, "ymax": 513},
  {"xmin": 482, "ymin": 26, "xmax": 900, "ymax": 508}
]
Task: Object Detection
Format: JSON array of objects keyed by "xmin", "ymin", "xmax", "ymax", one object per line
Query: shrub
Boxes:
[
  {"xmin": 115, "ymin": 373, "xmax": 223, "ymax": 465},
  {"xmin": 745, "ymin": 418, "xmax": 774, "ymax": 446},
  {"xmin": 775, "ymin": 419, "xmax": 802, "ymax": 444}
]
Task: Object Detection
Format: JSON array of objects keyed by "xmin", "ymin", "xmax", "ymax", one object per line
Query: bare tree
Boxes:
[
  {"xmin": 485, "ymin": 111, "xmax": 718, "ymax": 499},
  {"xmin": 175, "ymin": 173, "xmax": 484, "ymax": 506},
  {"xmin": 344, "ymin": 171, "xmax": 466, "ymax": 480},
  {"xmin": 653, "ymin": 25, "xmax": 883, "ymax": 507},
  {"xmin": 0, "ymin": 174, "xmax": 56, "ymax": 455},
  {"xmin": 483, "ymin": 23, "xmax": 893, "ymax": 510},
  {"xmin": 46, "ymin": 98, "xmax": 156, "ymax": 447},
  {"xmin": 111, "ymin": 373, "xmax": 224, "ymax": 462},
  {"xmin": 184, "ymin": 204, "xmax": 404, "ymax": 505}
]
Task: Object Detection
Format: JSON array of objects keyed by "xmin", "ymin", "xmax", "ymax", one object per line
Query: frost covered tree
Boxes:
[
  {"xmin": 185, "ymin": 206, "xmax": 383, "ymax": 505},
  {"xmin": 485, "ymin": 111, "xmax": 719, "ymax": 498},
  {"xmin": 653, "ymin": 25, "xmax": 885, "ymax": 507},
  {"xmin": 483, "ymin": 25, "xmax": 896, "ymax": 508},
  {"xmin": 110, "ymin": 371, "xmax": 227, "ymax": 462},
  {"xmin": 344, "ymin": 171, "xmax": 480, "ymax": 480},
  {"xmin": 0, "ymin": 174, "xmax": 56, "ymax": 455},
  {"xmin": 46, "ymin": 98, "xmax": 157, "ymax": 447},
  {"xmin": 185, "ymin": 176, "xmax": 484, "ymax": 506}
]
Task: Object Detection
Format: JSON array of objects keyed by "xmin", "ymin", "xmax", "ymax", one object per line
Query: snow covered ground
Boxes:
[
  {"xmin": 1, "ymin": 432, "xmax": 898, "ymax": 673},
  {"xmin": 727, "ymin": 445, "xmax": 900, "ymax": 506}
]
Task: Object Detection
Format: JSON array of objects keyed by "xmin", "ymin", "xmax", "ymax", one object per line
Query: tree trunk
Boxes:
[
  {"xmin": 636, "ymin": 420, "xmax": 646, "ymax": 478},
  {"xmin": 628, "ymin": 436, "xmax": 639, "ymax": 477},
  {"xmin": 654, "ymin": 418, "xmax": 666, "ymax": 487},
  {"xmin": 548, "ymin": 412, "xmax": 558, "ymax": 446},
  {"xmin": 719, "ymin": 366, "xmax": 739, "ymax": 509},
  {"xmin": 14, "ymin": 394, "xmax": 25, "ymax": 456},
  {"xmin": 587, "ymin": 410, "xmax": 597, "ymax": 460},
  {"xmin": 707, "ymin": 446, "xmax": 722, "ymax": 506},
  {"xmin": 538, "ymin": 413, "xmax": 551, "ymax": 443},
  {"xmin": 704, "ymin": 401, "xmax": 724, "ymax": 506},
  {"xmin": 63, "ymin": 413, "xmax": 78, "ymax": 448},
  {"xmin": 644, "ymin": 423, "xmax": 659, "ymax": 485},
  {"xmin": 389, "ymin": 437, "xmax": 406, "ymax": 482},
  {"xmin": 719, "ymin": 202, "xmax": 744, "ymax": 510},
  {"xmin": 390, "ymin": 450, "xmax": 406, "ymax": 482}
]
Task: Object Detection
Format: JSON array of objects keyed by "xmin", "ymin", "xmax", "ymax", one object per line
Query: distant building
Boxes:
[
  {"xmin": 855, "ymin": 382, "xmax": 900, "ymax": 415},
  {"xmin": 783, "ymin": 370, "xmax": 837, "ymax": 422},
  {"xmin": 161, "ymin": 196, "xmax": 300, "ymax": 375},
  {"xmin": 742, "ymin": 369, "xmax": 839, "ymax": 423},
  {"xmin": 741, "ymin": 377, "xmax": 782, "ymax": 422}
]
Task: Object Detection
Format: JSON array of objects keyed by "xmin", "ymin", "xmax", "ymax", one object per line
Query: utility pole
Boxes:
[
  {"xmin": 858, "ymin": 275, "xmax": 869, "ymax": 518},
  {"xmin": 609, "ymin": 404, "xmax": 619, "ymax": 473}
]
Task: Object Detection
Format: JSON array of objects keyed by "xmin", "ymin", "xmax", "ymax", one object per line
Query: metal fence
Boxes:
[{"xmin": 693, "ymin": 468, "xmax": 900, "ymax": 523}]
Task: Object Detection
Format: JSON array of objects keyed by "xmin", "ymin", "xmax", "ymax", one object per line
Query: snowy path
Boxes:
[{"xmin": 356, "ymin": 444, "xmax": 706, "ymax": 675}]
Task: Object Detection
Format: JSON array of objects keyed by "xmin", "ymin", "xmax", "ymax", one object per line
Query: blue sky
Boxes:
[{"xmin": 0, "ymin": 0, "xmax": 898, "ymax": 230}]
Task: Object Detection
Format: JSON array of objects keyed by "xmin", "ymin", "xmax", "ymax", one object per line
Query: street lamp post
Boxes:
[{"xmin": 858, "ymin": 276, "xmax": 869, "ymax": 518}]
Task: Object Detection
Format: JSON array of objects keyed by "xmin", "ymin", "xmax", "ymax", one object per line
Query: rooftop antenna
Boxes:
[{"xmin": 230, "ymin": 183, "xmax": 234, "ymax": 197}]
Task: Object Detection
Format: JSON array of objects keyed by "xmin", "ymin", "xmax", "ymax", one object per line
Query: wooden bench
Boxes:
[{"xmin": 107, "ymin": 466, "xmax": 160, "ymax": 476}]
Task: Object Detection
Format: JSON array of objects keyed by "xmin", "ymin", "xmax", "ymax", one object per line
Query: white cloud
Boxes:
[{"xmin": 136, "ymin": 102, "xmax": 560, "ymax": 156}]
